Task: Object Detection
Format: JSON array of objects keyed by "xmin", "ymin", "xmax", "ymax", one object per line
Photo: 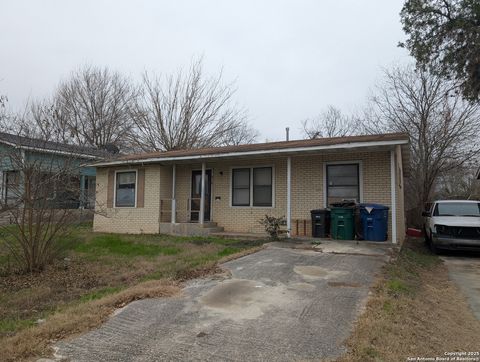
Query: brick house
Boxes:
[{"xmin": 92, "ymin": 133, "xmax": 409, "ymax": 243}]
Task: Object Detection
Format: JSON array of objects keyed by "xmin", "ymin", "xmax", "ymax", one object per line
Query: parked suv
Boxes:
[{"xmin": 423, "ymin": 200, "xmax": 480, "ymax": 253}]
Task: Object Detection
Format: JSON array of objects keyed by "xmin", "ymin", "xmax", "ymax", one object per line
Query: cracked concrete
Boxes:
[{"xmin": 55, "ymin": 243, "xmax": 389, "ymax": 361}]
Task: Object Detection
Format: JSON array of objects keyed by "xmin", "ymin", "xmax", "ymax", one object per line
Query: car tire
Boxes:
[
  {"xmin": 429, "ymin": 239, "xmax": 441, "ymax": 254},
  {"xmin": 423, "ymin": 227, "xmax": 430, "ymax": 244}
]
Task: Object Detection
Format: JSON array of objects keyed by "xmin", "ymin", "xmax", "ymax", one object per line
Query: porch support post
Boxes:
[
  {"xmin": 390, "ymin": 150, "xmax": 397, "ymax": 244},
  {"xmin": 79, "ymin": 174, "xmax": 86, "ymax": 209},
  {"xmin": 0, "ymin": 170, "xmax": 4, "ymax": 203},
  {"xmin": 171, "ymin": 164, "xmax": 176, "ymax": 224},
  {"xmin": 199, "ymin": 162, "xmax": 206, "ymax": 225},
  {"xmin": 286, "ymin": 156, "xmax": 292, "ymax": 237}
]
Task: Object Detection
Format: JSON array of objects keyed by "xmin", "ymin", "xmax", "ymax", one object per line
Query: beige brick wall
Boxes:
[
  {"xmin": 209, "ymin": 158, "xmax": 287, "ymax": 233},
  {"xmin": 289, "ymin": 151, "xmax": 393, "ymax": 240},
  {"xmin": 93, "ymin": 165, "xmax": 162, "ymax": 234},
  {"xmin": 93, "ymin": 149, "xmax": 406, "ymax": 242}
]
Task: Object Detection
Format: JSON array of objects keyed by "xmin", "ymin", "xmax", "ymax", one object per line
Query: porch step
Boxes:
[
  {"xmin": 199, "ymin": 222, "xmax": 219, "ymax": 228},
  {"xmin": 205, "ymin": 226, "xmax": 224, "ymax": 233},
  {"xmin": 159, "ymin": 222, "xmax": 223, "ymax": 236},
  {"xmin": 209, "ymin": 231, "xmax": 265, "ymax": 240}
]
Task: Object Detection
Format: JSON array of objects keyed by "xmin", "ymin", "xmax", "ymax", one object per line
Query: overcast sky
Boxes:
[{"xmin": 0, "ymin": 0, "xmax": 411, "ymax": 141}]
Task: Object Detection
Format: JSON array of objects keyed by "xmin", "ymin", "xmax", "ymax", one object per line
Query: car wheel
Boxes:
[
  {"xmin": 423, "ymin": 227, "xmax": 430, "ymax": 244},
  {"xmin": 429, "ymin": 239, "xmax": 441, "ymax": 255}
]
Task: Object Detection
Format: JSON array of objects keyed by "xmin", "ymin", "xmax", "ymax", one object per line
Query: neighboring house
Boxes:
[
  {"xmin": 92, "ymin": 133, "xmax": 409, "ymax": 244},
  {"xmin": 0, "ymin": 132, "xmax": 107, "ymax": 210}
]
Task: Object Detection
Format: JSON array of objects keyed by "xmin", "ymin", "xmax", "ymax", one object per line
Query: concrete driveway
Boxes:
[
  {"xmin": 56, "ymin": 241, "xmax": 390, "ymax": 362},
  {"xmin": 442, "ymin": 253, "xmax": 480, "ymax": 320}
]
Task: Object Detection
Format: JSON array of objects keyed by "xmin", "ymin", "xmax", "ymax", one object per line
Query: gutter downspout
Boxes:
[
  {"xmin": 171, "ymin": 164, "xmax": 176, "ymax": 224},
  {"xmin": 200, "ymin": 162, "xmax": 206, "ymax": 225},
  {"xmin": 287, "ymin": 156, "xmax": 292, "ymax": 237},
  {"xmin": 390, "ymin": 150, "xmax": 397, "ymax": 244}
]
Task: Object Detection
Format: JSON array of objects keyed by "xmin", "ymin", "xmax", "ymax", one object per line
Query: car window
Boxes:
[{"xmin": 433, "ymin": 202, "xmax": 480, "ymax": 217}]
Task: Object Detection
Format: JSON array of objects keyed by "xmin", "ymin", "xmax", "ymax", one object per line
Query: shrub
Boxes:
[{"xmin": 259, "ymin": 215, "xmax": 286, "ymax": 240}]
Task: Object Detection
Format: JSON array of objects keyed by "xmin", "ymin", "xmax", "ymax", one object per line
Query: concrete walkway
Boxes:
[
  {"xmin": 56, "ymin": 241, "xmax": 390, "ymax": 362},
  {"xmin": 442, "ymin": 253, "xmax": 480, "ymax": 320}
]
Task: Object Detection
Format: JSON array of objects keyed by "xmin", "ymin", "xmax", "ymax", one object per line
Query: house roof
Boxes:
[
  {"xmin": 93, "ymin": 132, "xmax": 410, "ymax": 167},
  {"xmin": 0, "ymin": 132, "xmax": 109, "ymax": 159}
]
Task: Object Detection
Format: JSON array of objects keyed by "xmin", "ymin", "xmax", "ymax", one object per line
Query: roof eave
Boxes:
[
  {"xmin": 0, "ymin": 139, "xmax": 104, "ymax": 160},
  {"xmin": 91, "ymin": 138, "xmax": 409, "ymax": 168}
]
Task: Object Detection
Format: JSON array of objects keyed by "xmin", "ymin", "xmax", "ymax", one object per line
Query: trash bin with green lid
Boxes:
[{"xmin": 330, "ymin": 207, "xmax": 355, "ymax": 240}]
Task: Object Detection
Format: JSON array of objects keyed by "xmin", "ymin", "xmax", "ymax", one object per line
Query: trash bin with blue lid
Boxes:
[{"xmin": 359, "ymin": 203, "xmax": 389, "ymax": 241}]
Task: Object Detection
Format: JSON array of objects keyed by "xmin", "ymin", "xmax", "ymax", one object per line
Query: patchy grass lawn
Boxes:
[
  {"xmin": 338, "ymin": 238, "xmax": 480, "ymax": 362},
  {"xmin": 0, "ymin": 223, "xmax": 267, "ymax": 361}
]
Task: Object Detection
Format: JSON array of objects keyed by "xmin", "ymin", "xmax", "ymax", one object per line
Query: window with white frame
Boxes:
[
  {"xmin": 326, "ymin": 163, "xmax": 359, "ymax": 205},
  {"xmin": 115, "ymin": 171, "xmax": 136, "ymax": 207},
  {"xmin": 232, "ymin": 166, "xmax": 273, "ymax": 207}
]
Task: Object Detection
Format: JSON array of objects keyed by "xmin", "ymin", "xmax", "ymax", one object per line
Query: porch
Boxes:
[{"xmin": 154, "ymin": 147, "xmax": 400, "ymax": 240}]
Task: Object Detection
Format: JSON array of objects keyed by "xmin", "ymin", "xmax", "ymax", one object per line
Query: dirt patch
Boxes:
[
  {"xmin": 294, "ymin": 265, "xmax": 329, "ymax": 278},
  {"xmin": 0, "ymin": 258, "xmax": 101, "ymax": 332},
  {"xmin": 199, "ymin": 278, "xmax": 291, "ymax": 320},
  {"xmin": 337, "ymin": 239, "xmax": 480, "ymax": 362},
  {"xmin": 201, "ymin": 279, "xmax": 260, "ymax": 309},
  {"xmin": 294, "ymin": 265, "xmax": 347, "ymax": 280},
  {"xmin": 289, "ymin": 282, "xmax": 316, "ymax": 291}
]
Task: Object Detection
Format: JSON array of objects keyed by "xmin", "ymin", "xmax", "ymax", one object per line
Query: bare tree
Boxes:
[
  {"xmin": 435, "ymin": 163, "xmax": 480, "ymax": 200},
  {"xmin": 0, "ymin": 135, "xmax": 94, "ymax": 273},
  {"xmin": 130, "ymin": 60, "xmax": 254, "ymax": 151},
  {"xmin": 53, "ymin": 65, "xmax": 135, "ymax": 150},
  {"xmin": 28, "ymin": 99, "xmax": 74, "ymax": 144},
  {"xmin": 367, "ymin": 66, "xmax": 480, "ymax": 224},
  {"xmin": 302, "ymin": 105, "xmax": 358, "ymax": 139},
  {"xmin": 220, "ymin": 121, "xmax": 259, "ymax": 146},
  {"xmin": 0, "ymin": 93, "xmax": 10, "ymax": 131}
]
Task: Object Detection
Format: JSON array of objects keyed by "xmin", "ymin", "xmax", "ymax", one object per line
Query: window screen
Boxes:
[
  {"xmin": 253, "ymin": 167, "xmax": 272, "ymax": 206},
  {"xmin": 326, "ymin": 164, "xmax": 359, "ymax": 205},
  {"xmin": 115, "ymin": 171, "xmax": 136, "ymax": 207},
  {"xmin": 232, "ymin": 168, "xmax": 250, "ymax": 206}
]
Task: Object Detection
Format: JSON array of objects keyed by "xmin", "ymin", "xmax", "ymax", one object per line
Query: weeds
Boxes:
[
  {"xmin": 338, "ymin": 238, "xmax": 480, "ymax": 362},
  {"xmin": 0, "ymin": 223, "xmax": 267, "ymax": 361}
]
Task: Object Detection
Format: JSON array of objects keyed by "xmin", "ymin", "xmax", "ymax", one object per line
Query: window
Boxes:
[
  {"xmin": 115, "ymin": 171, "xmax": 136, "ymax": 207},
  {"xmin": 4, "ymin": 171, "xmax": 20, "ymax": 204},
  {"xmin": 38, "ymin": 173, "xmax": 57, "ymax": 200},
  {"xmin": 84, "ymin": 176, "xmax": 96, "ymax": 209},
  {"xmin": 253, "ymin": 167, "xmax": 272, "ymax": 206},
  {"xmin": 232, "ymin": 168, "xmax": 250, "ymax": 206},
  {"xmin": 326, "ymin": 164, "xmax": 359, "ymax": 205},
  {"xmin": 232, "ymin": 166, "xmax": 273, "ymax": 207},
  {"xmin": 433, "ymin": 202, "xmax": 480, "ymax": 217}
]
